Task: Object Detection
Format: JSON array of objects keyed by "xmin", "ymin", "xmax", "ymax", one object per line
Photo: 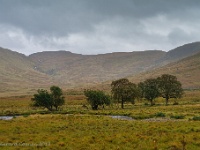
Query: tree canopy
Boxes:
[
  {"xmin": 50, "ymin": 86, "xmax": 65, "ymax": 110},
  {"xmin": 142, "ymin": 78, "xmax": 160, "ymax": 105},
  {"xmin": 157, "ymin": 74, "xmax": 183, "ymax": 105},
  {"xmin": 84, "ymin": 90, "xmax": 111, "ymax": 110},
  {"xmin": 32, "ymin": 86, "xmax": 65, "ymax": 111},
  {"xmin": 138, "ymin": 74, "xmax": 183, "ymax": 105},
  {"xmin": 111, "ymin": 78, "xmax": 139, "ymax": 108}
]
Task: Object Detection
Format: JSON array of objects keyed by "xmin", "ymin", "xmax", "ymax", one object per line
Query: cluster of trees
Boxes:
[
  {"xmin": 32, "ymin": 86, "xmax": 65, "ymax": 111},
  {"xmin": 112, "ymin": 74, "xmax": 183, "ymax": 108},
  {"xmin": 84, "ymin": 74, "xmax": 183, "ymax": 109},
  {"xmin": 140, "ymin": 74, "xmax": 183, "ymax": 105},
  {"xmin": 32, "ymin": 74, "xmax": 183, "ymax": 110}
]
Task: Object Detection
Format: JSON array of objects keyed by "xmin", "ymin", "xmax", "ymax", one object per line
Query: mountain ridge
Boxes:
[{"xmin": 1, "ymin": 42, "xmax": 200, "ymax": 96}]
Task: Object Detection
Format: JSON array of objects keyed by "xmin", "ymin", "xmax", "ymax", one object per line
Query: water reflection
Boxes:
[
  {"xmin": 110, "ymin": 115, "xmax": 134, "ymax": 120},
  {"xmin": 0, "ymin": 116, "xmax": 14, "ymax": 120}
]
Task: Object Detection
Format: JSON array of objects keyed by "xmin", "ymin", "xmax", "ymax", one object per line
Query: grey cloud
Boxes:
[
  {"xmin": 0, "ymin": 0, "xmax": 200, "ymax": 55},
  {"xmin": 1, "ymin": 0, "xmax": 199, "ymax": 36},
  {"xmin": 168, "ymin": 27, "xmax": 200, "ymax": 46}
]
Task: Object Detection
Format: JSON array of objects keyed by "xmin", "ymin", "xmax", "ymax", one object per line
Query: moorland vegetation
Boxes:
[
  {"xmin": 0, "ymin": 88, "xmax": 200, "ymax": 149},
  {"xmin": 0, "ymin": 74, "xmax": 200, "ymax": 150}
]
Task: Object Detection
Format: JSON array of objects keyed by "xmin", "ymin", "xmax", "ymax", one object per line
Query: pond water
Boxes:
[
  {"xmin": 109, "ymin": 115, "xmax": 134, "ymax": 120},
  {"xmin": 0, "ymin": 116, "xmax": 14, "ymax": 120}
]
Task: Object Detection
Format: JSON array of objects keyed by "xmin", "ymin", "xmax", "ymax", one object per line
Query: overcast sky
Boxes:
[{"xmin": 0, "ymin": 0, "xmax": 200, "ymax": 55}]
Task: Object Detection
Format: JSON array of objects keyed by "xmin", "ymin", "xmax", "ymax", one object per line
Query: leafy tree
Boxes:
[
  {"xmin": 32, "ymin": 86, "xmax": 65, "ymax": 111},
  {"xmin": 32, "ymin": 89, "xmax": 53, "ymax": 111},
  {"xmin": 157, "ymin": 74, "xmax": 183, "ymax": 105},
  {"xmin": 143, "ymin": 78, "xmax": 160, "ymax": 106},
  {"xmin": 50, "ymin": 86, "xmax": 65, "ymax": 110},
  {"xmin": 138, "ymin": 82, "xmax": 145, "ymax": 100},
  {"xmin": 84, "ymin": 90, "xmax": 111, "ymax": 110},
  {"xmin": 111, "ymin": 78, "xmax": 139, "ymax": 109}
]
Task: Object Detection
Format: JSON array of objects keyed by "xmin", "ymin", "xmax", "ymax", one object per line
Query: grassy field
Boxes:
[
  {"xmin": 0, "ymin": 90, "xmax": 200, "ymax": 149},
  {"xmin": 1, "ymin": 114, "xmax": 200, "ymax": 150}
]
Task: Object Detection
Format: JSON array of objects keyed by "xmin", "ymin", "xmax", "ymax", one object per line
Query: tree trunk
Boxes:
[
  {"xmin": 121, "ymin": 100, "xmax": 124, "ymax": 109},
  {"xmin": 150, "ymin": 100, "xmax": 153, "ymax": 106},
  {"xmin": 48, "ymin": 106, "xmax": 53, "ymax": 111},
  {"xmin": 117, "ymin": 99, "xmax": 119, "ymax": 109},
  {"xmin": 92, "ymin": 104, "xmax": 98, "ymax": 110},
  {"xmin": 165, "ymin": 97, "xmax": 169, "ymax": 105}
]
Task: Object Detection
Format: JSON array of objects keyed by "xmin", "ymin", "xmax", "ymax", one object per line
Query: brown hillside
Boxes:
[
  {"xmin": 29, "ymin": 50, "xmax": 166, "ymax": 87},
  {"xmin": 0, "ymin": 48, "xmax": 56, "ymax": 96},
  {"xmin": 128, "ymin": 52, "xmax": 200, "ymax": 89},
  {"xmin": 154, "ymin": 41, "xmax": 200, "ymax": 66}
]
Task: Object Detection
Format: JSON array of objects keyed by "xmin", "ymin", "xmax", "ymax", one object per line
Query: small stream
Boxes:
[
  {"xmin": 0, "ymin": 116, "xmax": 14, "ymax": 120},
  {"xmin": 0, "ymin": 115, "xmax": 134, "ymax": 121},
  {"xmin": 0, "ymin": 115, "xmax": 179, "ymax": 122},
  {"xmin": 109, "ymin": 115, "xmax": 134, "ymax": 120}
]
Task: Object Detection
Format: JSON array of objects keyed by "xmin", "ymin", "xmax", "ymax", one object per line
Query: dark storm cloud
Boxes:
[{"xmin": 0, "ymin": 0, "xmax": 200, "ymax": 55}]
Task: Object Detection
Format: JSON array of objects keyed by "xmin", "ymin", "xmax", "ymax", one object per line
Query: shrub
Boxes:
[
  {"xmin": 84, "ymin": 89, "xmax": 111, "ymax": 110},
  {"xmin": 192, "ymin": 116, "xmax": 200, "ymax": 121},
  {"xmin": 170, "ymin": 115, "xmax": 185, "ymax": 119},
  {"xmin": 155, "ymin": 112, "xmax": 166, "ymax": 117}
]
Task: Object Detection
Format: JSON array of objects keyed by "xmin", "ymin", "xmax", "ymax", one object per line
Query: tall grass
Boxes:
[{"xmin": 0, "ymin": 115, "xmax": 200, "ymax": 149}]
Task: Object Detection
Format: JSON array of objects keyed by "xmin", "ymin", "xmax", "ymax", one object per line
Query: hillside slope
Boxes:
[
  {"xmin": 29, "ymin": 50, "xmax": 166, "ymax": 86},
  {"xmin": 157, "ymin": 41, "xmax": 200, "ymax": 65},
  {"xmin": 128, "ymin": 52, "xmax": 200, "ymax": 89},
  {"xmin": 167, "ymin": 41, "xmax": 200, "ymax": 60},
  {"xmin": 0, "ymin": 47, "xmax": 55, "ymax": 96},
  {"xmin": 29, "ymin": 42, "xmax": 200, "ymax": 88}
]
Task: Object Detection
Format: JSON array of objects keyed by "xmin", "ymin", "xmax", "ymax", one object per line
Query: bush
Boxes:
[
  {"xmin": 170, "ymin": 115, "xmax": 185, "ymax": 119},
  {"xmin": 155, "ymin": 112, "xmax": 166, "ymax": 117},
  {"xmin": 84, "ymin": 89, "xmax": 111, "ymax": 110},
  {"xmin": 192, "ymin": 116, "xmax": 200, "ymax": 121}
]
